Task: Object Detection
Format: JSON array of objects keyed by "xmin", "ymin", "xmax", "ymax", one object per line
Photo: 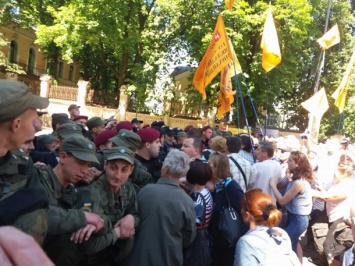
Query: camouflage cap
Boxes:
[
  {"xmin": 105, "ymin": 147, "xmax": 135, "ymax": 164},
  {"xmin": 68, "ymin": 104, "xmax": 80, "ymax": 111},
  {"xmin": 37, "ymin": 134, "xmax": 57, "ymax": 145},
  {"xmin": 52, "ymin": 113, "xmax": 70, "ymax": 126},
  {"xmin": 61, "ymin": 136, "xmax": 99, "ymax": 164},
  {"xmin": 109, "ymin": 129, "xmax": 142, "ymax": 151},
  {"xmin": 0, "ymin": 79, "xmax": 49, "ymax": 122},
  {"xmin": 57, "ymin": 123, "xmax": 83, "ymax": 139},
  {"xmin": 176, "ymin": 131, "xmax": 187, "ymax": 138},
  {"xmin": 86, "ymin": 117, "xmax": 105, "ymax": 130}
]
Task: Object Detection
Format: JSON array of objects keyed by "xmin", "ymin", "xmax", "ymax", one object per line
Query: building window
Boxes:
[
  {"xmin": 58, "ymin": 61, "xmax": 64, "ymax": 78},
  {"xmin": 27, "ymin": 48, "xmax": 35, "ymax": 74},
  {"xmin": 69, "ymin": 64, "xmax": 74, "ymax": 81},
  {"xmin": 9, "ymin": 40, "xmax": 18, "ymax": 63}
]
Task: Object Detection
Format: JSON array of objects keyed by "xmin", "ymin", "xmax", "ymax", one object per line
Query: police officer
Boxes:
[{"xmin": 0, "ymin": 79, "xmax": 49, "ymax": 244}]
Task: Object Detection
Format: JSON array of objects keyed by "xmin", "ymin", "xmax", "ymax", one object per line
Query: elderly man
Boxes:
[
  {"xmin": 124, "ymin": 150, "xmax": 196, "ymax": 266},
  {"xmin": 0, "ymin": 79, "xmax": 49, "ymax": 243}
]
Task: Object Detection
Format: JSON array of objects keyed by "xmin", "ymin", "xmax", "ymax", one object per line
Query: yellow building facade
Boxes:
[{"xmin": 0, "ymin": 22, "xmax": 79, "ymax": 87}]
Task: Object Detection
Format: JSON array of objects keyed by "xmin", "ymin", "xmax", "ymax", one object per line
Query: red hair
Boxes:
[{"xmin": 241, "ymin": 189, "xmax": 282, "ymax": 228}]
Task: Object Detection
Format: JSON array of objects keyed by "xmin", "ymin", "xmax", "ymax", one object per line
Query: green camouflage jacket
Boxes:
[
  {"xmin": 75, "ymin": 175, "xmax": 139, "ymax": 254},
  {"xmin": 29, "ymin": 165, "xmax": 87, "ymax": 235},
  {"xmin": 129, "ymin": 158, "xmax": 154, "ymax": 193},
  {"xmin": 0, "ymin": 149, "xmax": 47, "ymax": 244}
]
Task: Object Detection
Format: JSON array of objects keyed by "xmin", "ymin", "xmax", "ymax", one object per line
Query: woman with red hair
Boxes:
[{"xmin": 234, "ymin": 189, "xmax": 300, "ymax": 266}]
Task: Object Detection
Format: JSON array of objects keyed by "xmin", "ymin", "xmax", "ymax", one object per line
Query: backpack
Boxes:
[{"xmin": 247, "ymin": 228, "xmax": 301, "ymax": 266}]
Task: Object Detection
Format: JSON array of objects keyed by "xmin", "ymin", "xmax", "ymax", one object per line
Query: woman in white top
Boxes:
[
  {"xmin": 312, "ymin": 155, "xmax": 355, "ymax": 266},
  {"xmin": 270, "ymin": 151, "xmax": 313, "ymax": 262}
]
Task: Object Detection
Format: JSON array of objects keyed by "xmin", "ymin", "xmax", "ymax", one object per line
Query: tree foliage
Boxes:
[{"xmin": 2, "ymin": 0, "xmax": 355, "ymax": 137}]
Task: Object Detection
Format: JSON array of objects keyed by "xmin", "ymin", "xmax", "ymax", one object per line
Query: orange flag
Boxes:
[
  {"xmin": 317, "ymin": 24, "xmax": 340, "ymax": 50},
  {"xmin": 218, "ymin": 64, "xmax": 236, "ymax": 119},
  {"xmin": 331, "ymin": 50, "xmax": 355, "ymax": 113},
  {"xmin": 193, "ymin": 14, "xmax": 233, "ymax": 100},
  {"xmin": 260, "ymin": 5, "xmax": 281, "ymax": 72},
  {"xmin": 225, "ymin": 0, "xmax": 235, "ymax": 11}
]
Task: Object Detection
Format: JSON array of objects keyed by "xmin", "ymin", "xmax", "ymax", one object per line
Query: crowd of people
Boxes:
[{"xmin": 1, "ymin": 79, "xmax": 355, "ymax": 266}]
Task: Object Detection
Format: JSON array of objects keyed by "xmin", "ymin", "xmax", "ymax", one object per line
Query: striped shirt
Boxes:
[{"xmin": 191, "ymin": 188, "xmax": 213, "ymax": 229}]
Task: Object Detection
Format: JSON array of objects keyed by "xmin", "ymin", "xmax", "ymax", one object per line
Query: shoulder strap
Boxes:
[
  {"xmin": 223, "ymin": 185, "xmax": 232, "ymax": 209},
  {"xmin": 195, "ymin": 192, "xmax": 207, "ymax": 227},
  {"xmin": 229, "ymin": 156, "xmax": 247, "ymax": 188}
]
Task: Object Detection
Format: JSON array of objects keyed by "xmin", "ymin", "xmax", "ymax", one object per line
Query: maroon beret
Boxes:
[
  {"xmin": 201, "ymin": 125, "xmax": 211, "ymax": 132},
  {"xmin": 94, "ymin": 129, "xmax": 116, "ymax": 147},
  {"xmin": 73, "ymin": 115, "xmax": 88, "ymax": 121},
  {"xmin": 116, "ymin": 121, "xmax": 133, "ymax": 132},
  {"xmin": 142, "ymin": 124, "xmax": 150, "ymax": 129},
  {"xmin": 137, "ymin": 128, "xmax": 160, "ymax": 142},
  {"xmin": 184, "ymin": 125, "xmax": 193, "ymax": 132}
]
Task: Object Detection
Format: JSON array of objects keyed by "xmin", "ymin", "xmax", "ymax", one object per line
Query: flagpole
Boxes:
[
  {"xmin": 229, "ymin": 18, "xmax": 241, "ymax": 134},
  {"xmin": 241, "ymin": 74, "xmax": 264, "ymax": 136},
  {"xmin": 308, "ymin": 0, "xmax": 332, "ymax": 144},
  {"xmin": 313, "ymin": 0, "xmax": 332, "ymax": 94},
  {"xmin": 263, "ymin": 74, "xmax": 270, "ymax": 140},
  {"xmin": 234, "ymin": 72, "xmax": 256, "ymax": 161}
]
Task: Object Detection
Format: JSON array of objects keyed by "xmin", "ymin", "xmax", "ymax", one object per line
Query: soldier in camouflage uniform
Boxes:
[
  {"xmin": 110, "ymin": 129, "xmax": 153, "ymax": 192},
  {"xmin": 0, "ymin": 79, "xmax": 49, "ymax": 244},
  {"xmin": 51, "ymin": 147, "xmax": 139, "ymax": 266},
  {"xmin": 26, "ymin": 136, "xmax": 105, "ymax": 263}
]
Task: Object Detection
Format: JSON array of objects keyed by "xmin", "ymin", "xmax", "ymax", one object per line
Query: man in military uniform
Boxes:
[
  {"xmin": 86, "ymin": 117, "xmax": 106, "ymax": 142},
  {"xmin": 51, "ymin": 113, "xmax": 71, "ymax": 136},
  {"xmin": 110, "ymin": 129, "xmax": 153, "ymax": 192},
  {"xmin": 136, "ymin": 127, "xmax": 162, "ymax": 182},
  {"xmin": 51, "ymin": 147, "xmax": 139, "ymax": 266},
  {"xmin": 26, "ymin": 136, "xmax": 105, "ymax": 262},
  {"xmin": 0, "ymin": 79, "xmax": 49, "ymax": 244}
]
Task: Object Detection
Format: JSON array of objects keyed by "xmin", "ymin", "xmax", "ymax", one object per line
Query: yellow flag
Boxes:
[
  {"xmin": 218, "ymin": 65, "xmax": 236, "ymax": 119},
  {"xmin": 317, "ymin": 24, "xmax": 340, "ymax": 50},
  {"xmin": 260, "ymin": 5, "xmax": 281, "ymax": 72},
  {"xmin": 225, "ymin": 0, "xmax": 234, "ymax": 11},
  {"xmin": 227, "ymin": 39, "xmax": 242, "ymax": 77},
  {"xmin": 301, "ymin": 88, "xmax": 329, "ymax": 118},
  {"xmin": 193, "ymin": 14, "xmax": 233, "ymax": 100},
  {"xmin": 331, "ymin": 50, "xmax": 355, "ymax": 113}
]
